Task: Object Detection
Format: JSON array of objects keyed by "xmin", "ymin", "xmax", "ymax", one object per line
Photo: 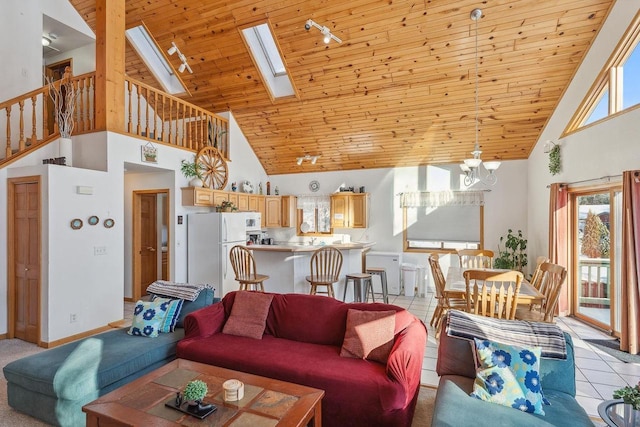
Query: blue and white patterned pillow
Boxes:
[
  {"xmin": 152, "ymin": 296, "xmax": 184, "ymax": 333},
  {"xmin": 471, "ymin": 338, "xmax": 547, "ymax": 415},
  {"xmin": 127, "ymin": 300, "xmax": 164, "ymax": 338}
]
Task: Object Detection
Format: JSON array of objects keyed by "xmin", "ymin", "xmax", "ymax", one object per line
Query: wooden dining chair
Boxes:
[
  {"xmin": 464, "ymin": 269, "xmax": 523, "ymax": 320},
  {"xmin": 229, "ymin": 245, "xmax": 269, "ymax": 291},
  {"xmin": 306, "ymin": 247, "xmax": 343, "ymax": 298},
  {"xmin": 429, "ymin": 254, "xmax": 467, "ymax": 334},
  {"xmin": 530, "ymin": 256, "xmax": 550, "ymax": 291},
  {"xmin": 457, "ymin": 249, "xmax": 494, "ymax": 269},
  {"xmin": 515, "ymin": 263, "xmax": 567, "ymax": 323}
]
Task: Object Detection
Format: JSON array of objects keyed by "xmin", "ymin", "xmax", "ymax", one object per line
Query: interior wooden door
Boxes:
[
  {"xmin": 9, "ymin": 179, "xmax": 40, "ymax": 343},
  {"xmin": 139, "ymin": 193, "xmax": 158, "ymax": 298}
]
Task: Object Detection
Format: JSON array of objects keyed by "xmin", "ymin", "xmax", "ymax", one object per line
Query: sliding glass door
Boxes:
[{"xmin": 571, "ymin": 187, "xmax": 622, "ymax": 333}]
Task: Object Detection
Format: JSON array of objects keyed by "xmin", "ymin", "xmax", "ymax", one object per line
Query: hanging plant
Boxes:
[{"xmin": 548, "ymin": 144, "xmax": 561, "ymax": 175}]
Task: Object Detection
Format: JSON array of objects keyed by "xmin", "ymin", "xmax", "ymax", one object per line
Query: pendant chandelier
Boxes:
[{"xmin": 460, "ymin": 8, "xmax": 500, "ymax": 186}]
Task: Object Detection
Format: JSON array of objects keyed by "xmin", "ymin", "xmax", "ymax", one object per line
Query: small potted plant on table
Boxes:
[{"xmin": 183, "ymin": 379, "xmax": 208, "ymax": 407}]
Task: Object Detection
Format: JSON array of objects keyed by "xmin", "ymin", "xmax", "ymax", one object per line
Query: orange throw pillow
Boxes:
[
  {"xmin": 340, "ymin": 309, "xmax": 396, "ymax": 364},
  {"xmin": 223, "ymin": 292, "xmax": 274, "ymax": 339}
]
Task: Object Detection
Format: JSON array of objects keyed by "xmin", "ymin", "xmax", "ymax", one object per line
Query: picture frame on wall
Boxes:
[{"xmin": 141, "ymin": 143, "xmax": 157, "ymax": 163}]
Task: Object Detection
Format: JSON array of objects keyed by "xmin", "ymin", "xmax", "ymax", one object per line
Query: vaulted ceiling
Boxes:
[{"xmin": 70, "ymin": 0, "xmax": 614, "ymax": 175}]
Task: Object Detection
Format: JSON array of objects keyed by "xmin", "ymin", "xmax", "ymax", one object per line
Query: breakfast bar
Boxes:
[{"xmin": 249, "ymin": 242, "xmax": 375, "ymax": 301}]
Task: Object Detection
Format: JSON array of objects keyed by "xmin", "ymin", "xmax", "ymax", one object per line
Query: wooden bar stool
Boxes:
[
  {"xmin": 365, "ymin": 267, "xmax": 389, "ymax": 304},
  {"xmin": 229, "ymin": 245, "xmax": 269, "ymax": 292},
  {"xmin": 344, "ymin": 273, "xmax": 374, "ymax": 302}
]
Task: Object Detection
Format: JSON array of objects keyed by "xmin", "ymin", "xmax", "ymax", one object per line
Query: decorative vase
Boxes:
[
  {"xmin": 59, "ymin": 137, "xmax": 72, "ymax": 167},
  {"xmin": 190, "ymin": 177, "xmax": 205, "ymax": 188},
  {"xmin": 623, "ymin": 403, "xmax": 639, "ymax": 427}
]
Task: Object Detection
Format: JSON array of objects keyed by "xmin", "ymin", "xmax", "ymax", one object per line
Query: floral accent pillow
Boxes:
[
  {"xmin": 127, "ymin": 300, "xmax": 163, "ymax": 338},
  {"xmin": 470, "ymin": 338, "xmax": 547, "ymax": 415},
  {"xmin": 151, "ymin": 296, "xmax": 184, "ymax": 333}
]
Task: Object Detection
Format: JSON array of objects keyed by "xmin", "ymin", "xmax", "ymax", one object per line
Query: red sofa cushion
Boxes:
[
  {"xmin": 222, "ymin": 291, "xmax": 273, "ymax": 339},
  {"xmin": 340, "ymin": 309, "xmax": 396, "ymax": 363}
]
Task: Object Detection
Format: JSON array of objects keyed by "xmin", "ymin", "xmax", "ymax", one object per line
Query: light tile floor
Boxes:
[{"xmin": 385, "ymin": 292, "xmax": 640, "ymax": 425}]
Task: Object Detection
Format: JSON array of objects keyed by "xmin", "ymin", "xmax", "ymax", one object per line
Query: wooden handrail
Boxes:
[
  {"xmin": 1, "ymin": 71, "xmax": 228, "ymax": 166},
  {"xmin": 124, "ymin": 77, "xmax": 229, "ymax": 159},
  {"xmin": 1, "ymin": 72, "xmax": 96, "ymax": 164}
]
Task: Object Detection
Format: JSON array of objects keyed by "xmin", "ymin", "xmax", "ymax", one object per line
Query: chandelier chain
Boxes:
[{"xmin": 474, "ymin": 12, "xmax": 479, "ymax": 151}]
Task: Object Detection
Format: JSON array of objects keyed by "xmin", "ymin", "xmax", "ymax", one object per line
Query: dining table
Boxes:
[{"xmin": 445, "ymin": 267, "xmax": 545, "ymax": 305}]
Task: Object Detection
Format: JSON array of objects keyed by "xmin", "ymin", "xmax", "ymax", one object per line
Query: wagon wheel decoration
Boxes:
[{"xmin": 195, "ymin": 146, "xmax": 229, "ymax": 190}]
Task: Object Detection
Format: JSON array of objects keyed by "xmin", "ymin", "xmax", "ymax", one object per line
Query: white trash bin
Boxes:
[
  {"xmin": 401, "ymin": 263, "xmax": 417, "ymax": 297},
  {"xmin": 416, "ymin": 265, "xmax": 428, "ymax": 297}
]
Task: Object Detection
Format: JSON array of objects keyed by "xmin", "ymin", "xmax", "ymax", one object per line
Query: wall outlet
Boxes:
[
  {"xmin": 94, "ymin": 246, "xmax": 107, "ymax": 256},
  {"xmin": 70, "ymin": 314, "xmax": 77, "ymax": 323}
]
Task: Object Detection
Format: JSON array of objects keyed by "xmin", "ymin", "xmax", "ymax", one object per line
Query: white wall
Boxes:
[
  {"xmin": 0, "ymin": 2, "xmax": 43, "ymax": 99},
  {"xmin": 527, "ymin": 0, "xmax": 640, "ymax": 261},
  {"xmin": 45, "ymin": 43, "xmax": 96, "ymax": 75}
]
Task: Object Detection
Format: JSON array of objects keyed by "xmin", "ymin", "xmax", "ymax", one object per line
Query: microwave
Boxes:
[{"xmin": 245, "ymin": 212, "xmax": 262, "ymax": 232}]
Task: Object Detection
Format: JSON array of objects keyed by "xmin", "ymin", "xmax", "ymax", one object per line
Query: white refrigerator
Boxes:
[{"xmin": 187, "ymin": 212, "xmax": 247, "ymax": 297}]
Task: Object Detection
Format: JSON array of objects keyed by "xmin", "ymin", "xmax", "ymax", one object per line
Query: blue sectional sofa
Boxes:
[
  {"xmin": 3, "ymin": 289, "xmax": 216, "ymax": 427},
  {"xmin": 432, "ymin": 312, "xmax": 595, "ymax": 427}
]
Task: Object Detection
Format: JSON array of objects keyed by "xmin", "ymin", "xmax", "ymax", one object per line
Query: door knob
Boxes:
[{"xmin": 146, "ymin": 247, "xmax": 156, "ymax": 252}]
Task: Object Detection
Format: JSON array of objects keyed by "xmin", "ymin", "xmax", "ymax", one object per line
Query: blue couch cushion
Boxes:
[
  {"xmin": 3, "ymin": 327, "xmax": 184, "ymax": 401},
  {"xmin": 150, "ymin": 288, "xmax": 217, "ymax": 328},
  {"xmin": 437, "ymin": 324, "xmax": 577, "ymax": 396},
  {"xmin": 433, "ymin": 375, "xmax": 593, "ymax": 427}
]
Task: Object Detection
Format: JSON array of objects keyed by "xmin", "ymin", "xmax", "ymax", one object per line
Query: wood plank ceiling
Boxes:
[{"xmin": 70, "ymin": 0, "xmax": 614, "ymax": 175}]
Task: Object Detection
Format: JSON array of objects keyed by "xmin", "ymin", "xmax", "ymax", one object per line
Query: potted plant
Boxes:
[
  {"xmin": 183, "ymin": 379, "xmax": 208, "ymax": 406},
  {"xmin": 217, "ymin": 200, "xmax": 237, "ymax": 212},
  {"xmin": 181, "ymin": 156, "xmax": 205, "ymax": 188},
  {"xmin": 613, "ymin": 382, "xmax": 640, "ymax": 425},
  {"xmin": 493, "ymin": 229, "xmax": 528, "ymax": 272}
]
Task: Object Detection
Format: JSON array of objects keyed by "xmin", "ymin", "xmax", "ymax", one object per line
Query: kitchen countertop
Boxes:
[{"xmin": 247, "ymin": 242, "xmax": 375, "ymax": 253}]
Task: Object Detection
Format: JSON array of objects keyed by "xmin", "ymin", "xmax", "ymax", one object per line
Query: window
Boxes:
[
  {"xmin": 125, "ymin": 23, "xmax": 188, "ymax": 95},
  {"xmin": 400, "ymin": 164, "xmax": 485, "ymax": 253},
  {"xmin": 240, "ymin": 21, "xmax": 297, "ymax": 100},
  {"xmin": 565, "ymin": 10, "xmax": 640, "ymax": 133},
  {"xmin": 296, "ymin": 195, "xmax": 332, "ymax": 236}
]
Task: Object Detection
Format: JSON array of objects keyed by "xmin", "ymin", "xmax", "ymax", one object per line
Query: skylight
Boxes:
[
  {"xmin": 241, "ymin": 22, "xmax": 296, "ymax": 99},
  {"xmin": 125, "ymin": 24, "xmax": 188, "ymax": 95}
]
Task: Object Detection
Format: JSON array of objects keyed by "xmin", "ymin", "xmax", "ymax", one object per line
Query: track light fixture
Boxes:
[
  {"xmin": 167, "ymin": 42, "xmax": 192, "ymax": 73},
  {"xmin": 296, "ymin": 154, "xmax": 320, "ymax": 165},
  {"xmin": 42, "ymin": 36, "xmax": 51, "ymax": 46},
  {"xmin": 304, "ymin": 19, "xmax": 342, "ymax": 44}
]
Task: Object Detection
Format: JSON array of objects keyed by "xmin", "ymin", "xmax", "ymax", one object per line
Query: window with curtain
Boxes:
[
  {"xmin": 401, "ymin": 191, "xmax": 485, "ymax": 252},
  {"xmin": 297, "ymin": 195, "xmax": 332, "ymax": 235}
]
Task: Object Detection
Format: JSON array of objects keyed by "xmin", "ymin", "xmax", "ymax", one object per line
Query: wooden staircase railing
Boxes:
[
  {"xmin": 124, "ymin": 77, "xmax": 228, "ymax": 159},
  {"xmin": 0, "ymin": 72, "xmax": 228, "ymax": 167},
  {"xmin": 0, "ymin": 72, "xmax": 95, "ymax": 166}
]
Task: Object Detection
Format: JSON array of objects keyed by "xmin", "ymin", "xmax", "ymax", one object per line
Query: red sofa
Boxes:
[{"xmin": 177, "ymin": 291, "xmax": 427, "ymax": 427}]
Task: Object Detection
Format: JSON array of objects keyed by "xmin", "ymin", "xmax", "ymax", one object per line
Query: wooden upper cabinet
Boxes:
[
  {"xmin": 212, "ymin": 191, "xmax": 229, "ymax": 207},
  {"xmin": 181, "ymin": 187, "xmax": 214, "ymax": 207},
  {"xmin": 330, "ymin": 195, "xmax": 349, "ymax": 228},
  {"xmin": 228, "ymin": 192, "xmax": 239, "ymax": 207},
  {"xmin": 258, "ymin": 196, "xmax": 266, "ymax": 227},
  {"xmin": 331, "ymin": 193, "xmax": 369, "ymax": 228},
  {"xmin": 237, "ymin": 194, "xmax": 249, "ymax": 211},
  {"xmin": 265, "ymin": 196, "xmax": 281, "ymax": 227},
  {"xmin": 281, "ymin": 195, "xmax": 297, "ymax": 227},
  {"xmin": 248, "ymin": 195, "xmax": 260, "ymax": 212},
  {"xmin": 349, "ymin": 193, "xmax": 368, "ymax": 228}
]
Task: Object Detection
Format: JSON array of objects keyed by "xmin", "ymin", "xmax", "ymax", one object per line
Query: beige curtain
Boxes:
[
  {"xmin": 548, "ymin": 183, "xmax": 569, "ymax": 315},
  {"xmin": 620, "ymin": 171, "xmax": 640, "ymax": 354}
]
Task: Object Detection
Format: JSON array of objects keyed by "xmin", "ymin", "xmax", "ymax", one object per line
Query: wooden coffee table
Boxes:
[{"xmin": 82, "ymin": 359, "xmax": 324, "ymax": 427}]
